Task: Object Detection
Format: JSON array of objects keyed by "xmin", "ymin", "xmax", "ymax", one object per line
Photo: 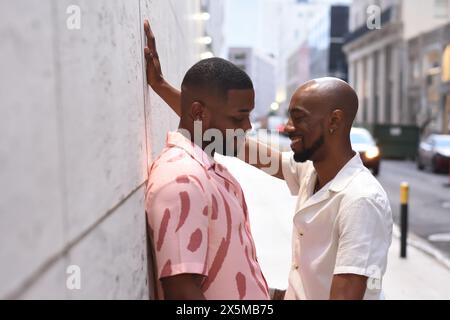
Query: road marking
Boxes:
[{"xmin": 428, "ymin": 233, "xmax": 450, "ymax": 242}]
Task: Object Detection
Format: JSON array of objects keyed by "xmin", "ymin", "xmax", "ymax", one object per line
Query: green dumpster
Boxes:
[{"xmin": 372, "ymin": 124, "xmax": 420, "ymax": 160}]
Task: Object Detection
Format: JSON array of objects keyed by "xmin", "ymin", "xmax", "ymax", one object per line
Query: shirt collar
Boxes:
[
  {"xmin": 166, "ymin": 131, "xmax": 216, "ymax": 170},
  {"xmin": 328, "ymin": 153, "xmax": 365, "ymax": 193}
]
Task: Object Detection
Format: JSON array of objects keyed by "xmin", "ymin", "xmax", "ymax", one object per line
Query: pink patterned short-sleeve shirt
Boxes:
[{"xmin": 146, "ymin": 132, "xmax": 269, "ymax": 300}]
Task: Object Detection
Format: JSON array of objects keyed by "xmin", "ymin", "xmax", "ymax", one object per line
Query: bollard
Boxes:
[{"xmin": 400, "ymin": 182, "xmax": 409, "ymax": 258}]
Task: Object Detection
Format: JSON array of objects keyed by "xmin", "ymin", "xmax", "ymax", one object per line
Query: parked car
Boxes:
[
  {"xmin": 417, "ymin": 134, "xmax": 450, "ymax": 173},
  {"xmin": 350, "ymin": 127, "xmax": 381, "ymax": 176}
]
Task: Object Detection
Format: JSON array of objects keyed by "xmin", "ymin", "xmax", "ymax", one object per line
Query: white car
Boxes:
[{"xmin": 350, "ymin": 128, "xmax": 381, "ymax": 176}]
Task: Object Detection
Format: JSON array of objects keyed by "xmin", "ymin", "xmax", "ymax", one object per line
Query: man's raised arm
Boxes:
[
  {"xmin": 144, "ymin": 20, "xmax": 181, "ymax": 117},
  {"xmin": 242, "ymin": 138, "xmax": 284, "ymax": 180}
]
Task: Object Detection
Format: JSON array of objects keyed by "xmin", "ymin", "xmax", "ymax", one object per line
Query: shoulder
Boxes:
[
  {"xmin": 149, "ymin": 147, "xmax": 210, "ymax": 186},
  {"xmin": 339, "ymin": 168, "xmax": 391, "ymax": 218},
  {"xmin": 346, "ymin": 168, "xmax": 388, "ymax": 201},
  {"xmin": 146, "ymin": 148, "xmax": 212, "ymax": 210}
]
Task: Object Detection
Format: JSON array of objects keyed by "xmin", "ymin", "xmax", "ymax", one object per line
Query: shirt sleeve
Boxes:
[
  {"xmin": 334, "ymin": 197, "xmax": 392, "ymax": 279},
  {"xmin": 281, "ymin": 152, "xmax": 303, "ymax": 196},
  {"xmin": 146, "ymin": 177, "xmax": 209, "ymax": 280}
]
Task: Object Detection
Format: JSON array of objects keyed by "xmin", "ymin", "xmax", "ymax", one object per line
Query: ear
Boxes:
[
  {"xmin": 329, "ymin": 109, "xmax": 344, "ymax": 134},
  {"xmin": 191, "ymin": 101, "xmax": 205, "ymax": 121}
]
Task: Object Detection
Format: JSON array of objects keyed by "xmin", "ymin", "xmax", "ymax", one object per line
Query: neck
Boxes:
[
  {"xmin": 313, "ymin": 143, "xmax": 355, "ymax": 190},
  {"xmin": 178, "ymin": 123, "xmax": 215, "ymax": 158}
]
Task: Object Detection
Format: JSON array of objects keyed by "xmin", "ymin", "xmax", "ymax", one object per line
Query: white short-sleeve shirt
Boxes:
[{"xmin": 281, "ymin": 152, "xmax": 393, "ymax": 300}]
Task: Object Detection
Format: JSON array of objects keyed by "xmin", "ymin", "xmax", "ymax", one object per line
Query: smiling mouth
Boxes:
[{"xmin": 290, "ymin": 136, "xmax": 303, "ymax": 149}]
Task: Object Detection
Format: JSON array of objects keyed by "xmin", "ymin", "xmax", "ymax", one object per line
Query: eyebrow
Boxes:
[
  {"xmin": 290, "ymin": 106, "xmax": 309, "ymax": 114},
  {"xmin": 237, "ymin": 107, "xmax": 253, "ymax": 113}
]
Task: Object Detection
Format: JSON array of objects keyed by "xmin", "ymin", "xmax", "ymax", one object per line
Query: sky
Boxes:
[
  {"xmin": 223, "ymin": 0, "xmax": 261, "ymax": 54},
  {"xmin": 223, "ymin": 0, "xmax": 281, "ymax": 58}
]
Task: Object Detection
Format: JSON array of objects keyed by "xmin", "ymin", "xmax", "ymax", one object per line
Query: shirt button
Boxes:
[
  {"xmin": 293, "ymin": 264, "xmax": 299, "ymax": 270},
  {"xmin": 299, "ymin": 232, "xmax": 304, "ymax": 237}
]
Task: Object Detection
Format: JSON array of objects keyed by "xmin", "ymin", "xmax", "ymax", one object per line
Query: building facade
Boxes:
[
  {"xmin": 308, "ymin": 5, "xmax": 350, "ymax": 81},
  {"xmin": 276, "ymin": 0, "xmax": 351, "ymax": 114},
  {"xmin": 228, "ymin": 47, "xmax": 277, "ymax": 121},
  {"xmin": 202, "ymin": 0, "xmax": 225, "ymax": 56},
  {"xmin": 286, "ymin": 44, "xmax": 311, "ymax": 110},
  {"xmin": 343, "ymin": 0, "xmax": 450, "ymax": 128},
  {"xmin": 407, "ymin": 22, "xmax": 450, "ymax": 134}
]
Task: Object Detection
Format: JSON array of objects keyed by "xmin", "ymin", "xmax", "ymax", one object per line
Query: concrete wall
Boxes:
[{"xmin": 0, "ymin": 0, "xmax": 203, "ymax": 299}]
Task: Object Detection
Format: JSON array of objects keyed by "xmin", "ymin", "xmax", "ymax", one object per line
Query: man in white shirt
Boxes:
[{"xmin": 247, "ymin": 78, "xmax": 393, "ymax": 300}]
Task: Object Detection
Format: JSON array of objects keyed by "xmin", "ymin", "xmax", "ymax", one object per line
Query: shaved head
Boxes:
[
  {"xmin": 291, "ymin": 77, "xmax": 358, "ymax": 131},
  {"xmin": 286, "ymin": 77, "xmax": 359, "ymax": 164}
]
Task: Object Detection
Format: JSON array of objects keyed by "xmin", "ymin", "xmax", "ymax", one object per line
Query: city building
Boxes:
[
  {"xmin": 276, "ymin": 0, "xmax": 324, "ymax": 110},
  {"xmin": 308, "ymin": 4, "xmax": 350, "ymax": 81},
  {"xmin": 276, "ymin": 0, "xmax": 351, "ymax": 114},
  {"xmin": 228, "ymin": 47, "xmax": 277, "ymax": 121},
  {"xmin": 407, "ymin": 22, "xmax": 450, "ymax": 134},
  {"xmin": 201, "ymin": 0, "xmax": 225, "ymax": 57},
  {"xmin": 343, "ymin": 0, "xmax": 450, "ymax": 127},
  {"xmin": 224, "ymin": 0, "xmax": 352, "ymax": 116},
  {"xmin": 286, "ymin": 44, "xmax": 310, "ymax": 109}
]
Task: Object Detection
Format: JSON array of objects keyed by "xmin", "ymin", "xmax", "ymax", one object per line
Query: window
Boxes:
[{"xmin": 233, "ymin": 53, "xmax": 247, "ymax": 60}]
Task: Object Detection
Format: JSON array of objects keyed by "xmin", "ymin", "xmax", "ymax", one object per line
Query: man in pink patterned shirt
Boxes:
[
  {"xmin": 147, "ymin": 131, "xmax": 269, "ymax": 300},
  {"xmin": 144, "ymin": 22, "xmax": 269, "ymax": 300}
]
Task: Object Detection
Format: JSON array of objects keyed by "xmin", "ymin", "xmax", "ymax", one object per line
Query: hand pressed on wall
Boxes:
[
  {"xmin": 143, "ymin": 19, "xmax": 182, "ymax": 117},
  {"xmin": 144, "ymin": 20, "xmax": 164, "ymax": 88}
]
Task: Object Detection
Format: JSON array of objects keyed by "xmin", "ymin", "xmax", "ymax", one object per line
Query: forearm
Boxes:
[
  {"xmin": 151, "ymin": 80, "xmax": 182, "ymax": 117},
  {"xmin": 330, "ymin": 274, "xmax": 367, "ymax": 300},
  {"xmin": 242, "ymin": 138, "xmax": 284, "ymax": 180},
  {"xmin": 161, "ymin": 274, "xmax": 207, "ymax": 300},
  {"xmin": 269, "ymin": 288, "xmax": 286, "ymax": 300}
]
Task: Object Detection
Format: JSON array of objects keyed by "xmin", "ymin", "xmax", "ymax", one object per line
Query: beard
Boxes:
[{"xmin": 293, "ymin": 134, "xmax": 325, "ymax": 163}]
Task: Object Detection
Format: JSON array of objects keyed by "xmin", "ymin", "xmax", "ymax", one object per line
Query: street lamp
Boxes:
[
  {"xmin": 197, "ymin": 36, "xmax": 213, "ymax": 45},
  {"xmin": 270, "ymin": 102, "xmax": 280, "ymax": 112}
]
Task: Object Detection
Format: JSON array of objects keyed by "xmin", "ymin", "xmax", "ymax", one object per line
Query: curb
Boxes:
[{"xmin": 392, "ymin": 224, "xmax": 450, "ymax": 270}]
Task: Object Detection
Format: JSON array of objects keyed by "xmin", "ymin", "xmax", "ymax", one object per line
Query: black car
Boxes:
[
  {"xmin": 417, "ymin": 134, "xmax": 450, "ymax": 173},
  {"xmin": 350, "ymin": 128, "xmax": 381, "ymax": 176}
]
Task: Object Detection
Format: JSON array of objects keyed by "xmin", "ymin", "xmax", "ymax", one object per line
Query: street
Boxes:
[{"xmin": 377, "ymin": 160, "xmax": 450, "ymax": 261}]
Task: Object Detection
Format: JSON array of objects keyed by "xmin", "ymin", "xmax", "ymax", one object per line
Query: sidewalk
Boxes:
[
  {"xmin": 383, "ymin": 228, "xmax": 450, "ymax": 300},
  {"xmin": 216, "ymin": 154, "xmax": 450, "ymax": 300}
]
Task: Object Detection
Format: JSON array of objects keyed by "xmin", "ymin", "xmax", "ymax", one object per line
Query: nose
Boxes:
[
  {"xmin": 242, "ymin": 118, "xmax": 252, "ymax": 132},
  {"xmin": 284, "ymin": 119, "xmax": 295, "ymax": 135}
]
